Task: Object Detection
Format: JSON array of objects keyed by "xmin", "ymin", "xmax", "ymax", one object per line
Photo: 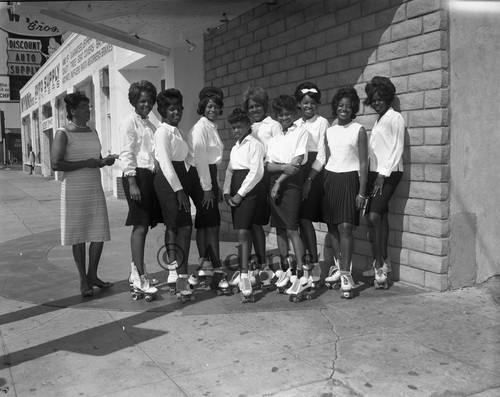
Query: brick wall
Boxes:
[{"xmin": 204, "ymin": 0, "xmax": 450, "ymax": 290}]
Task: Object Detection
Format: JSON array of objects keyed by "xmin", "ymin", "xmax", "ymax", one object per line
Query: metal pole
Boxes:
[{"xmin": 1, "ymin": 110, "xmax": 6, "ymax": 165}]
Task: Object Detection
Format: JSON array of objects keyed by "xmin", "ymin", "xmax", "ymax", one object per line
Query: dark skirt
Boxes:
[
  {"xmin": 300, "ymin": 151, "xmax": 323, "ymax": 221},
  {"xmin": 322, "ymin": 170, "xmax": 360, "ymax": 226},
  {"xmin": 154, "ymin": 161, "xmax": 192, "ymax": 228},
  {"xmin": 269, "ymin": 169, "xmax": 303, "ymax": 230},
  {"xmin": 188, "ymin": 164, "xmax": 221, "ymax": 229},
  {"xmin": 122, "ymin": 168, "xmax": 162, "ymax": 228},
  {"xmin": 253, "ymin": 169, "xmax": 271, "ymax": 225},
  {"xmin": 230, "ymin": 169, "xmax": 265, "ymax": 230},
  {"xmin": 366, "ymin": 171, "xmax": 403, "ymax": 215}
]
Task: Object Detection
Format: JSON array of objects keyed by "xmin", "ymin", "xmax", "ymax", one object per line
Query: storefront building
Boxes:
[{"xmin": 19, "ymin": 33, "xmax": 168, "ymax": 194}]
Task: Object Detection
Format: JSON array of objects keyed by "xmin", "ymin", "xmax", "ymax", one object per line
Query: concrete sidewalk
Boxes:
[{"xmin": 0, "ymin": 165, "xmax": 499, "ymax": 397}]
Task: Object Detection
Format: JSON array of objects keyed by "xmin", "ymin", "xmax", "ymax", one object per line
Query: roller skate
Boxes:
[
  {"xmin": 216, "ymin": 272, "xmax": 232, "ymax": 296},
  {"xmin": 239, "ymin": 273, "xmax": 255, "ymax": 303},
  {"xmin": 286, "ymin": 275, "xmax": 313, "ymax": 303},
  {"xmin": 324, "ymin": 258, "xmax": 341, "ymax": 290},
  {"xmin": 228, "ymin": 270, "xmax": 241, "ymax": 295},
  {"xmin": 248, "ymin": 256, "xmax": 263, "ymax": 290},
  {"xmin": 130, "ymin": 274, "xmax": 157, "ymax": 302},
  {"xmin": 340, "ymin": 271, "xmax": 355, "ymax": 299},
  {"xmin": 258, "ymin": 265, "xmax": 275, "ymax": 291},
  {"xmin": 195, "ymin": 257, "xmax": 214, "ymax": 288},
  {"xmin": 276, "ymin": 269, "xmax": 292, "ymax": 294},
  {"xmin": 374, "ymin": 264, "xmax": 390, "ymax": 290},
  {"xmin": 166, "ymin": 260, "xmax": 179, "ymax": 295},
  {"xmin": 129, "ymin": 262, "xmax": 159, "ymax": 289},
  {"xmin": 175, "ymin": 275, "xmax": 195, "ymax": 303},
  {"xmin": 363, "ymin": 258, "xmax": 392, "ymax": 278},
  {"xmin": 305, "ymin": 262, "xmax": 322, "ymax": 290}
]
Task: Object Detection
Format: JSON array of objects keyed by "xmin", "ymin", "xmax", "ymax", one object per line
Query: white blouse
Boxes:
[
  {"xmin": 251, "ymin": 116, "xmax": 281, "ymax": 152},
  {"xmin": 154, "ymin": 122, "xmax": 189, "ymax": 192},
  {"xmin": 185, "ymin": 116, "xmax": 224, "ymax": 191},
  {"xmin": 119, "ymin": 112, "xmax": 157, "ymax": 176},
  {"xmin": 368, "ymin": 107, "xmax": 405, "ymax": 176},
  {"xmin": 266, "ymin": 123, "xmax": 308, "ymax": 165},
  {"xmin": 223, "ymin": 134, "xmax": 265, "ymax": 197},
  {"xmin": 314, "ymin": 121, "xmax": 363, "ymax": 173},
  {"xmin": 295, "ymin": 114, "xmax": 330, "ymax": 153}
]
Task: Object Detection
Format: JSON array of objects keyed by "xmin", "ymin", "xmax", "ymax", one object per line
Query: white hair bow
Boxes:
[{"xmin": 301, "ymin": 88, "xmax": 318, "ymax": 94}]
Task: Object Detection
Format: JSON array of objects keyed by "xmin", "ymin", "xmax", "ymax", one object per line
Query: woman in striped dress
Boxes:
[{"xmin": 51, "ymin": 91, "xmax": 117, "ymax": 297}]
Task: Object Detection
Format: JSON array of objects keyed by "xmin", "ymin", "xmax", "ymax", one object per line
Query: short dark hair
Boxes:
[
  {"xmin": 241, "ymin": 86, "xmax": 269, "ymax": 113},
  {"xmin": 331, "ymin": 86, "xmax": 360, "ymax": 120},
  {"xmin": 294, "ymin": 82, "xmax": 321, "ymax": 104},
  {"xmin": 228, "ymin": 108, "xmax": 251, "ymax": 125},
  {"xmin": 197, "ymin": 94, "xmax": 224, "ymax": 116},
  {"xmin": 128, "ymin": 80, "xmax": 157, "ymax": 107},
  {"xmin": 64, "ymin": 91, "xmax": 89, "ymax": 120},
  {"xmin": 157, "ymin": 89, "xmax": 183, "ymax": 118},
  {"xmin": 272, "ymin": 95, "xmax": 297, "ymax": 115},
  {"xmin": 364, "ymin": 76, "xmax": 396, "ymax": 106}
]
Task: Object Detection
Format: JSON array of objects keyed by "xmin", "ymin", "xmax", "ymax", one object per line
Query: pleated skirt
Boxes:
[{"xmin": 322, "ymin": 170, "xmax": 360, "ymax": 226}]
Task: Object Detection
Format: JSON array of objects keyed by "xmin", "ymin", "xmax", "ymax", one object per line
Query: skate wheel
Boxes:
[
  {"xmin": 145, "ymin": 295, "xmax": 154, "ymax": 302},
  {"xmin": 231, "ymin": 287, "xmax": 239, "ymax": 295},
  {"xmin": 341, "ymin": 291, "xmax": 353, "ymax": 299},
  {"xmin": 250, "ymin": 295, "xmax": 255, "ymax": 303},
  {"xmin": 170, "ymin": 289, "xmax": 176, "ymax": 295},
  {"xmin": 132, "ymin": 294, "xmax": 139, "ymax": 301},
  {"xmin": 306, "ymin": 294, "xmax": 312, "ymax": 300}
]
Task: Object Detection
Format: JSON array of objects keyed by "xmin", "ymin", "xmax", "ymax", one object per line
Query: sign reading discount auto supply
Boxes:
[{"xmin": 6, "ymin": 38, "xmax": 42, "ymax": 76}]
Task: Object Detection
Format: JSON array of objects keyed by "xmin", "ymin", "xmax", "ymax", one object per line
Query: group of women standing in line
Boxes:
[{"xmin": 52, "ymin": 75, "xmax": 404, "ymax": 301}]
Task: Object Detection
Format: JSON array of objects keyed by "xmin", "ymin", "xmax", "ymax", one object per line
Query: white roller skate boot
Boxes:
[
  {"xmin": 175, "ymin": 274, "xmax": 195, "ymax": 303},
  {"xmin": 363, "ymin": 258, "xmax": 392, "ymax": 278},
  {"xmin": 195, "ymin": 257, "xmax": 214, "ymax": 288},
  {"xmin": 259, "ymin": 265, "xmax": 275, "ymax": 290},
  {"xmin": 239, "ymin": 273, "xmax": 254, "ymax": 303},
  {"xmin": 217, "ymin": 272, "xmax": 231, "ymax": 296},
  {"xmin": 340, "ymin": 271, "xmax": 355, "ymax": 299},
  {"xmin": 128, "ymin": 262, "xmax": 139, "ymax": 291},
  {"xmin": 276, "ymin": 268, "xmax": 292, "ymax": 294},
  {"xmin": 131, "ymin": 274, "xmax": 157, "ymax": 302},
  {"xmin": 166, "ymin": 260, "xmax": 179, "ymax": 295},
  {"xmin": 228, "ymin": 270, "xmax": 241, "ymax": 295},
  {"xmin": 306, "ymin": 262, "xmax": 322, "ymax": 289},
  {"xmin": 287, "ymin": 274, "xmax": 313, "ymax": 302},
  {"xmin": 324, "ymin": 258, "xmax": 341, "ymax": 289},
  {"xmin": 374, "ymin": 265, "xmax": 389, "ymax": 290}
]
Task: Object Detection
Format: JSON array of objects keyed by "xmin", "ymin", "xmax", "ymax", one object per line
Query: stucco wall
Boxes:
[
  {"xmin": 203, "ymin": 0, "xmax": 452, "ymax": 290},
  {"xmin": 449, "ymin": 4, "xmax": 500, "ymax": 286}
]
